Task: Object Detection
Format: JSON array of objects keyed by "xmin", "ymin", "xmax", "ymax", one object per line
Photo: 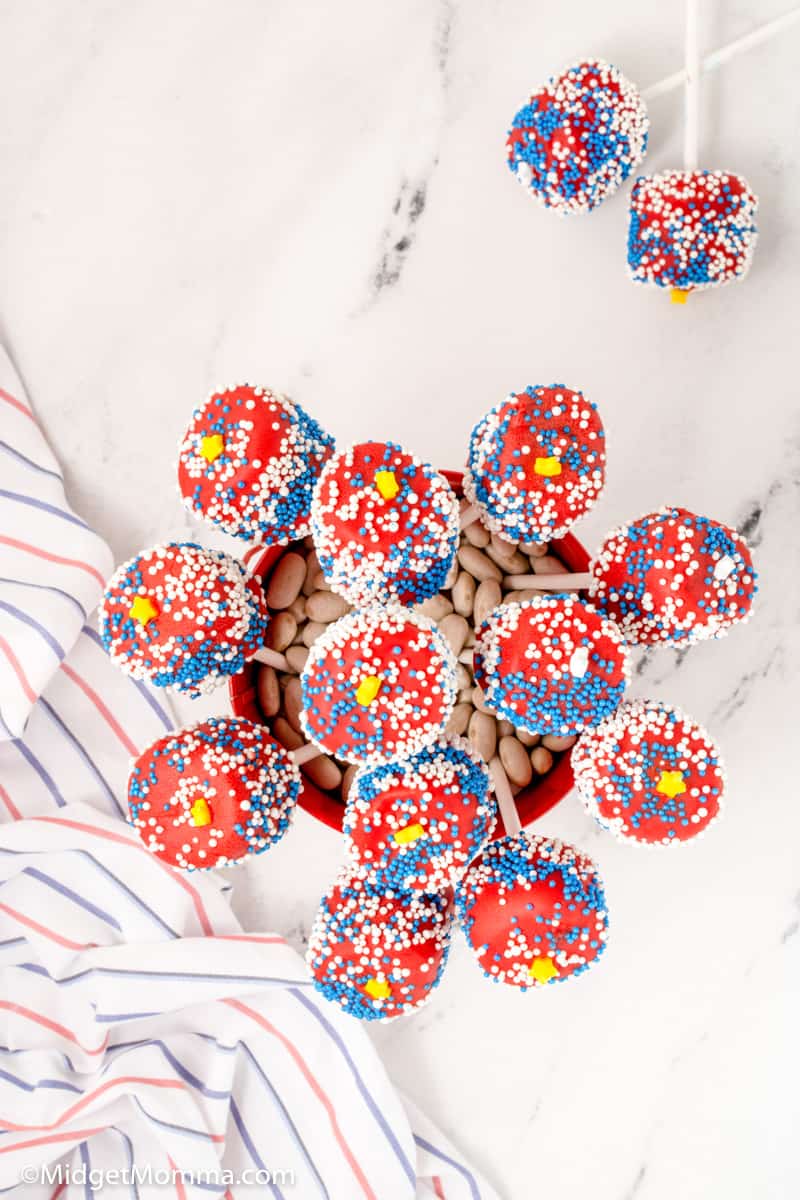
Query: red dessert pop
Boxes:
[
  {"xmin": 310, "ymin": 441, "xmax": 459, "ymax": 608},
  {"xmin": 474, "ymin": 595, "xmax": 629, "ymax": 736},
  {"xmin": 299, "ymin": 605, "xmax": 457, "ymax": 767},
  {"xmin": 572, "ymin": 699, "xmax": 725, "ymax": 846},
  {"xmin": 178, "ymin": 383, "xmax": 335, "ymax": 543},
  {"xmin": 128, "ymin": 717, "xmax": 300, "ymax": 870},
  {"xmin": 343, "ymin": 736, "xmax": 495, "ymax": 893},
  {"xmin": 627, "ymin": 170, "xmax": 758, "ymax": 300},
  {"xmin": 506, "ymin": 59, "xmax": 649, "ymax": 214},
  {"xmin": 627, "ymin": 1, "xmax": 757, "ymax": 302},
  {"xmin": 99, "ymin": 542, "xmax": 270, "ymax": 696},
  {"xmin": 589, "ymin": 506, "xmax": 757, "ymax": 647},
  {"xmin": 306, "ymin": 870, "xmax": 452, "ymax": 1021},
  {"xmin": 464, "ymin": 384, "xmax": 606, "ymax": 544},
  {"xmin": 455, "ymin": 833, "xmax": 609, "ymax": 989}
]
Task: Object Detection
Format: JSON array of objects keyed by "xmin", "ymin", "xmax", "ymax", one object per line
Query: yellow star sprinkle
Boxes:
[
  {"xmin": 534, "ymin": 456, "xmax": 562, "ymax": 477},
  {"xmin": 374, "ymin": 470, "xmax": 400, "ymax": 500},
  {"xmin": 129, "ymin": 595, "xmax": 159, "ymax": 626},
  {"xmin": 190, "ymin": 797, "xmax": 212, "ymax": 827},
  {"xmin": 656, "ymin": 770, "xmax": 687, "ymax": 799},
  {"xmin": 670, "ymin": 288, "xmax": 689, "ymax": 305},
  {"xmin": 364, "ymin": 978, "xmax": 392, "ymax": 1000},
  {"xmin": 200, "ymin": 433, "xmax": 225, "ymax": 463},
  {"xmin": 393, "ymin": 823, "xmax": 425, "ymax": 845},
  {"xmin": 355, "ymin": 675, "xmax": 383, "ymax": 706},
  {"xmin": 529, "ymin": 956, "xmax": 559, "ymax": 984}
]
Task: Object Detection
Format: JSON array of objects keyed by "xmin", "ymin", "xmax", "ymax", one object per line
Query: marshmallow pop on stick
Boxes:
[
  {"xmin": 310, "ymin": 441, "xmax": 460, "ymax": 608},
  {"xmin": 306, "ymin": 868, "xmax": 453, "ymax": 1021},
  {"xmin": 99, "ymin": 542, "xmax": 288, "ymax": 697},
  {"xmin": 627, "ymin": 0, "xmax": 758, "ymax": 301},
  {"xmin": 571, "ymin": 699, "xmax": 725, "ymax": 847},
  {"xmin": 474, "ymin": 594, "xmax": 630, "ymax": 738},
  {"xmin": 299, "ymin": 604, "xmax": 457, "ymax": 768},
  {"xmin": 343, "ymin": 736, "xmax": 495, "ymax": 893},
  {"xmin": 588, "ymin": 507, "xmax": 757, "ymax": 646},
  {"xmin": 178, "ymin": 383, "xmax": 335, "ymax": 543},
  {"xmin": 506, "ymin": 59, "xmax": 649, "ymax": 214},
  {"xmin": 455, "ymin": 833, "xmax": 609, "ymax": 989},
  {"xmin": 128, "ymin": 717, "xmax": 301, "ymax": 870},
  {"xmin": 504, "ymin": 507, "xmax": 757, "ymax": 648},
  {"xmin": 461, "ymin": 384, "xmax": 606, "ymax": 542}
]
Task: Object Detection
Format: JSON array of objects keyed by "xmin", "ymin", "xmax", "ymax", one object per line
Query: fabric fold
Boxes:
[
  {"xmin": 0, "ymin": 804, "xmax": 498, "ymax": 1198},
  {"xmin": 0, "ymin": 348, "xmax": 114, "ymax": 738}
]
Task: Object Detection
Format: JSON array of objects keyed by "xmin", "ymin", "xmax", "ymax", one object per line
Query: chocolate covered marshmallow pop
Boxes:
[{"xmin": 99, "ymin": 542, "xmax": 289, "ymax": 697}]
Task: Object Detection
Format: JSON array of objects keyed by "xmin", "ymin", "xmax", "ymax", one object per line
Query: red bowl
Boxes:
[{"xmin": 229, "ymin": 469, "xmax": 590, "ymax": 831}]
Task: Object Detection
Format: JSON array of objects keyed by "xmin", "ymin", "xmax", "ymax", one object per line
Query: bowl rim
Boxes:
[{"xmin": 228, "ymin": 468, "xmax": 591, "ymax": 831}]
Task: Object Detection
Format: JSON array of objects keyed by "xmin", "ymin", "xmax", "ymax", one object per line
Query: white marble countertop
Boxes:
[{"xmin": 2, "ymin": 2, "xmax": 798, "ymax": 1196}]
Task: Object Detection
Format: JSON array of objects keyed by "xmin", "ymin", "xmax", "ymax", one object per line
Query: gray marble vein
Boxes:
[{"xmin": 372, "ymin": 177, "xmax": 431, "ymax": 295}]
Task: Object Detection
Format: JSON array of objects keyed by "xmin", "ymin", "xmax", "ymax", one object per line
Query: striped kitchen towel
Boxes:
[{"xmin": 0, "ymin": 347, "xmax": 498, "ymax": 1199}]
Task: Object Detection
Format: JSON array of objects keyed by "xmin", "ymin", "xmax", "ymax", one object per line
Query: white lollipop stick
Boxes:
[
  {"xmin": 643, "ymin": 7, "xmax": 800, "ymax": 100},
  {"xmin": 489, "ymin": 757, "xmax": 522, "ymax": 838},
  {"xmin": 252, "ymin": 646, "xmax": 289, "ymax": 671},
  {"xmin": 503, "ymin": 571, "xmax": 593, "ymax": 592},
  {"xmin": 290, "ymin": 742, "xmax": 321, "ymax": 765},
  {"xmin": 459, "ymin": 503, "xmax": 481, "ymax": 530},
  {"xmin": 684, "ymin": 0, "xmax": 701, "ymax": 169}
]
